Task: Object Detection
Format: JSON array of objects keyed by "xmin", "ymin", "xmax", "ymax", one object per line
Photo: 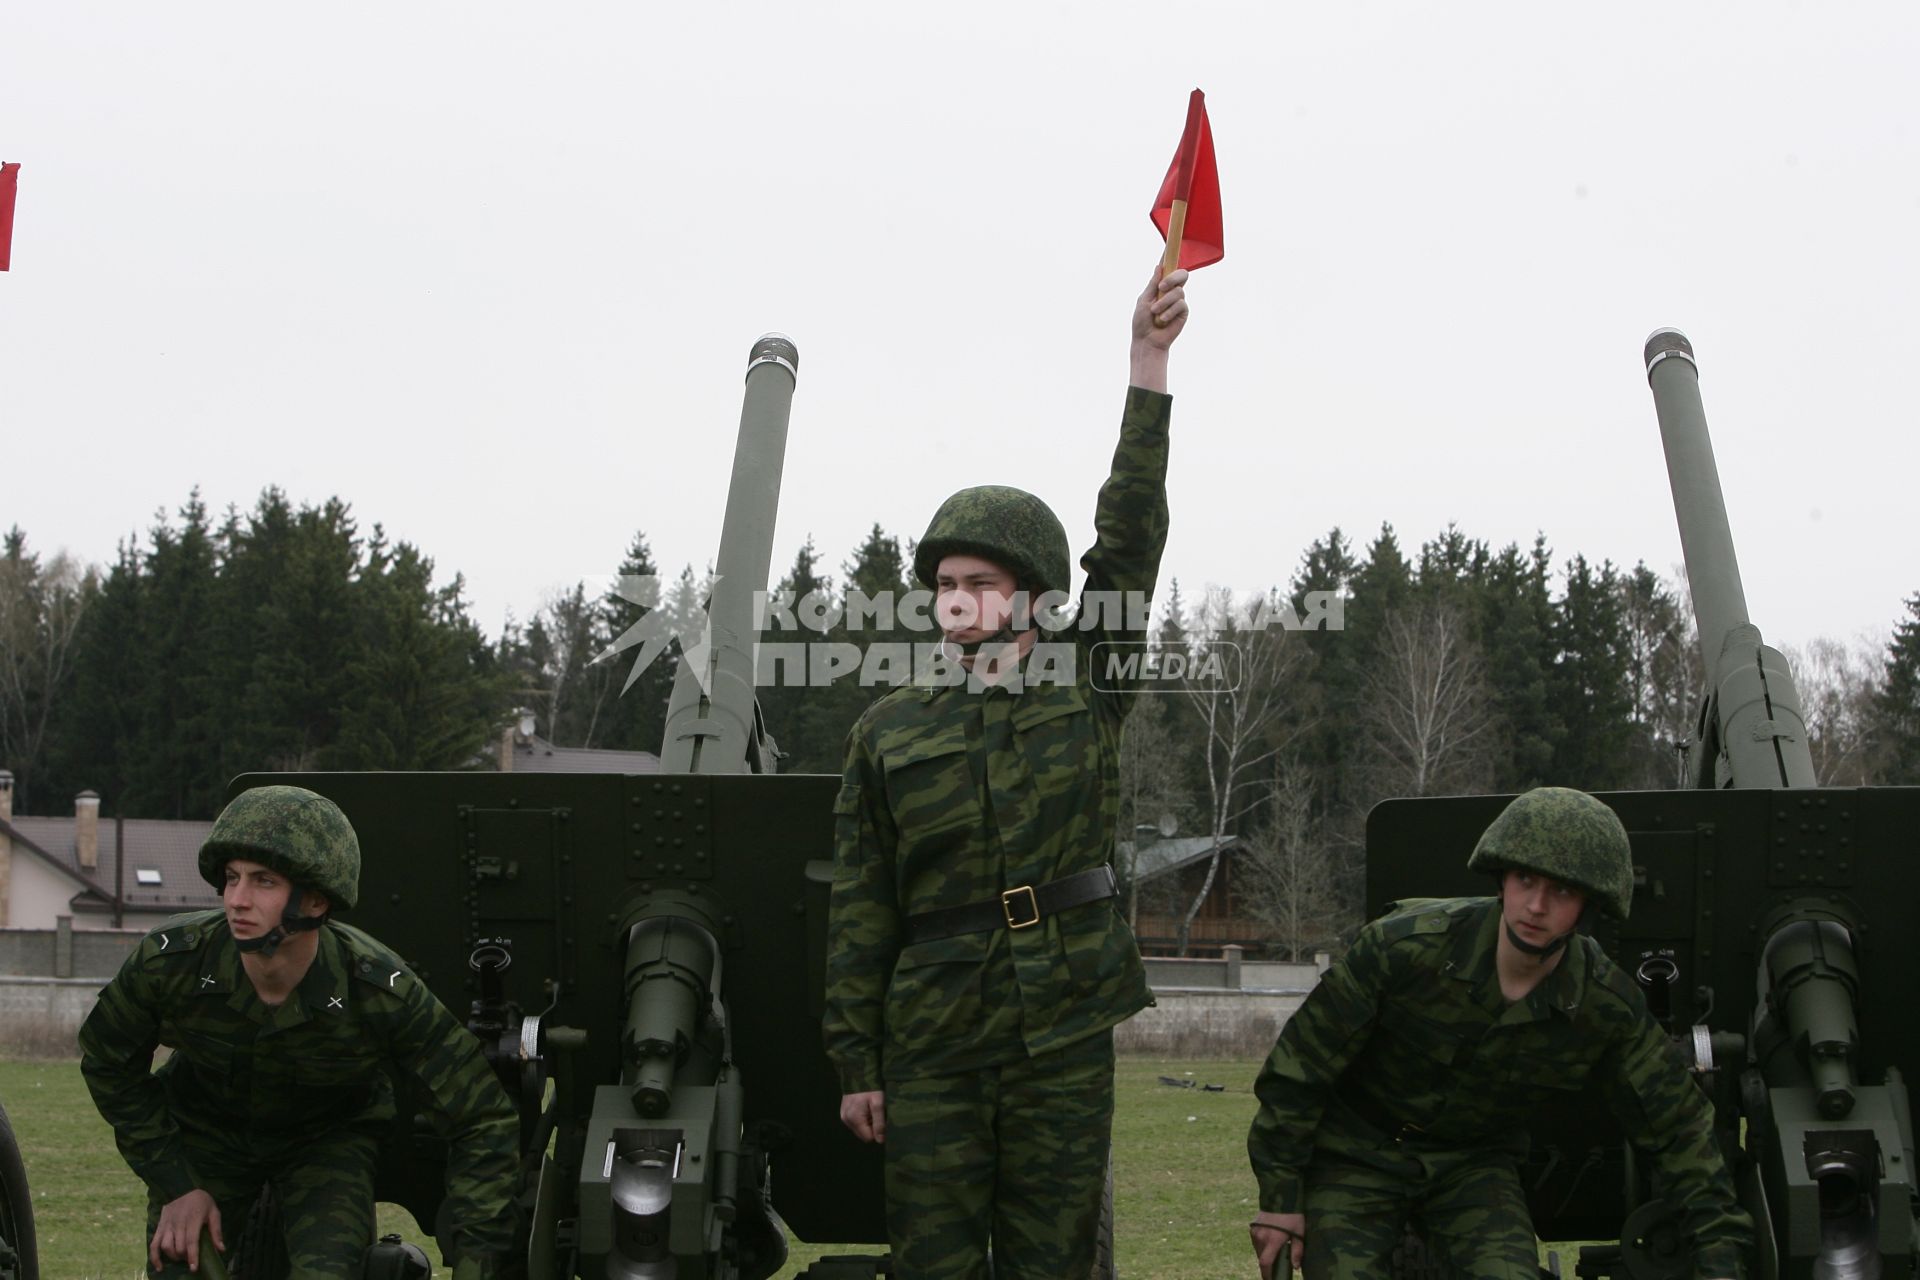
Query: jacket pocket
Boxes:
[
  {"xmin": 1060, "ymin": 901, "xmax": 1135, "ymax": 989},
  {"xmin": 1378, "ymin": 1002, "xmax": 1473, "ymax": 1068},
  {"xmin": 1491, "ymin": 1044, "xmax": 1594, "ymax": 1099},
  {"xmin": 883, "ymin": 736, "xmax": 978, "ymax": 840},
  {"xmin": 1012, "ymin": 687, "xmax": 1094, "ymax": 775},
  {"xmin": 887, "ymin": 932, "xmax": 990, "ymax": 1048},
  {"xmin": 170, "ymin": 1037, "xmax": 234, "ymax": 1087}
]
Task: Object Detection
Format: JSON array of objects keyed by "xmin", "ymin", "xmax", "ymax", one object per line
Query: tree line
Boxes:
[{"xmin": 4, "ymin": 491, "xmax": 1919, "ymax": 957}]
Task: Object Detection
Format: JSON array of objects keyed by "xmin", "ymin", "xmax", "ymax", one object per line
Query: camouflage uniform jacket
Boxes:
[
  {"xmin": 822, "ymin": 387, "xmax": 1170, "ymax": 1092},
  {"xmin": 79, "ymin": 909, "xmax": 520, "ymax": 1262},
  {"xmin": 1249, "ymin": 897, "xmax": 1751, "ymax": 1279}
]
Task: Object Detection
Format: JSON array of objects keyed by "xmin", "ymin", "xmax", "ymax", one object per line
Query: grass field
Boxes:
[{"xmin": 1, "ymin": 1057, "xmax": 1265, "ymax": 1279}]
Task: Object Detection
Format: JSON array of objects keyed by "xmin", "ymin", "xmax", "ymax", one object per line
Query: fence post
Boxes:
[
  {"xmin": 55, "ymin": 914, "xmax": 74, "ymax": 978},
  {"xmin": 1222, "ymin": 943, "xmax": 1243, "ymax": 991}
]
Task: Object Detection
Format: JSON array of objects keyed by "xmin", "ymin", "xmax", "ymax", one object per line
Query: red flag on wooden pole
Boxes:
[
  {"xmin": 0, "ymin": 163, "xmax": 18, "ymax": 272},
  {"xmin": 1151, "ymin": 91, "xmax": 1223, "ymax": 273}
]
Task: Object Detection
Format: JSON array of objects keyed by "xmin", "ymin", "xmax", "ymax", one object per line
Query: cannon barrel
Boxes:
[
  {"xmin": 659, "ymin": 334, "xmax": 799, "ymax": 776},
  {"xmin": 1644, "ymin": 329, "xmax": 1751, "ymax": 678},
  {"xmin": 1644, "ymin": 328, "xmax": 1816, "ymax": 790},
  {"xmin": 1644, "ymin": 329, "xmax": 1915, "ymax": 1280},
  {"xmin": 623, "ymin": 917, "xmax": 720, "ymax": 1118},
  {"xmin": 590, "ymin": 334, "xmax": 803, "ymax": 1278}
]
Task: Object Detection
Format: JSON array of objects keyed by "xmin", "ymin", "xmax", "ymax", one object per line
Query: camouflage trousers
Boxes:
[
  {"xmin": 884, "ymin": 1029, "xmax": 1114, "ymax": 1280},
  {"xmin": 1299, "ymin": 1134, "xmax": 1537, "ymax": 1280},
  {"xmin": 145, "ymin": 1118, "xmax": 382, "ymax": 1279}
]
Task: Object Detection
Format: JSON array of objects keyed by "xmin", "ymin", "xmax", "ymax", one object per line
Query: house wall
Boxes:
[{"xmin": 7, "ymin": 856, "xmax": 96, "ymax": 931}]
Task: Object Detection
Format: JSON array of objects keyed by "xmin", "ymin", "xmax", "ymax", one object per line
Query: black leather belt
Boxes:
[
  {"xmin": 905, "ymin": 866, "xmax": 1118, "ymax": 944},
  {"xmin": 1336, "ymin": 1080, "xmax": 1430, "ymax": 1144}
]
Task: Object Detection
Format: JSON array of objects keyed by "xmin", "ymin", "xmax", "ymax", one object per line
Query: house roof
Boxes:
[
  {"xmin": 2, "ymin": 814, "xmax": 220, "ymax": 915},
  {"xmin": 506, "ymin": 735, "xmax": 662, "ymax": 775},
  {"xmin": 1118, "ymin": 834, "xmax": 1240, "ymax": 882}
]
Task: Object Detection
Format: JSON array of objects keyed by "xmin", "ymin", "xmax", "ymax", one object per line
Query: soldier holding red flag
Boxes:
[{"xmin": 823, "ymin": 263, "xmax": 1190, "ymax": 1279}]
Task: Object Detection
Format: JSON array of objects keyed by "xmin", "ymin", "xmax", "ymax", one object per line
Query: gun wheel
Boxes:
[
  {"xmin": 1087, "ymin": 1148, "xmax": 1116, "ymax": 1280},
  {"xmin": 227, "ymin": 1184, "xmax": 288, "ymax": 1280},
  {"xmin": 0, "ymin": 1100, "xmax": 38, "ymax": 1280}
]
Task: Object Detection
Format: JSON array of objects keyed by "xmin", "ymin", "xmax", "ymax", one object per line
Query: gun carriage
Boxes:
[
  {"xmin": 1367, "ymin": 330, "xmax": 1920, "ymax": 1280},
  {"xmin": 250, "ymin": 336, "xmax": 895, "ymax": 1279}
]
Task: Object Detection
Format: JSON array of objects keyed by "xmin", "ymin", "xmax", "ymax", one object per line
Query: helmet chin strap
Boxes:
[
  {"xmin": 232, "ymin": 885, "xmax": 327, "ymax": 958},
  {"xmin": 1503, "ymin": 903, "xmax": 1592, "ymax": 965},
  {"xmin": 1504, "ymin": 922, "xmax": 1574, "ymax": 962},
  {"xmin": 945, "ymin": 623, "xmax": 1031, "ymax": 658}
]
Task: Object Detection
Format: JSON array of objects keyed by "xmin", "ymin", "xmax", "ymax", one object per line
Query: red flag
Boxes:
[
  {"xmin": 0, "ymin": 163, "xmax": 18, "ymax": 272},
  {"xmin": 1150, "ymin": 91, "xmax": 1223, "ymax": 271}
]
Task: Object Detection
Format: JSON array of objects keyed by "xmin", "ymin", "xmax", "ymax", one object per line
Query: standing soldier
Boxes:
[
  {"xmin": 1246, "ymin": 787, "xmax": 1752, "ymax": 1280},
  {"xmin": 79, "ymin": 785, "xmax": 521, "ymax": 1278},
  {"xmin": 823, "ymin": 266, "xmax": 1190, "ymax": 1278}
]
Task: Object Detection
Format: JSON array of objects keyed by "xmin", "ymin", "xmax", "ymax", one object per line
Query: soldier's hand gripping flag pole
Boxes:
[{"xmin": 1150, "ymin": 89, "xmax": 1224, "ymax": 282}]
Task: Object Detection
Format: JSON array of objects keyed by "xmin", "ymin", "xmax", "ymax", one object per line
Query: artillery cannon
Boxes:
[
  {"xmin": 1365, "ymin": 330, "xmax": 1920, "ymax": 1279},
  {"xmin": 0, "ymin": 1096, "xmax": 37, "ymax": 1280},
  {"xmin": 244, "ymin": 335, "xmax": 894, "ymax": 1277}
]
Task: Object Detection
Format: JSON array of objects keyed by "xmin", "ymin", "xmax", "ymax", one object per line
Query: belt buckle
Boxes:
[{"xmin": 1001, "ymin": 885, "xmax": 1040, "ymax": 929}]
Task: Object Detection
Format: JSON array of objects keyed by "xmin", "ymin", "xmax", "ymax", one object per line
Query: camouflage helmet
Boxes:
[
  {"xmin": 1466, "ymin": 787, "xmax": 1633, "ymax": 920},
  {"xmin": 914, "ymin": 486, "xmax": 1072, "ymax": 599},
  {"xmin": 198, "ymin": 785, "xmax": 361, "ymax": 911}
]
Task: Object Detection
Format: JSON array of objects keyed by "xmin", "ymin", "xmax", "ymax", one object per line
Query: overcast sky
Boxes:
[{"xmin": 4, "ymin": 3, "xmax": 1915, "ymax": 660}]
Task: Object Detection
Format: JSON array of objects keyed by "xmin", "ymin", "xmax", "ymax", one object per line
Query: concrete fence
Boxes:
[
  {"xmin": 0, "ymin": 975, "xmax": 103, "ymax": 1057},
  {"xmin": 1142, "ymin": 945, "xmax": 1330, "ymax": 995},
  {"xmin": 1, "ymin": 919, "xmax": 144, "ymax": 979},
  {"xmin": 0, "ymin": 937, "xmax": 1328, "ymax": 1062},
  {"xmin": 1, "ymin": 920, "xmax": 144, "ymax": 1057},
  {"xmin": 1120, "ymin": 945, "xmax": 1326, "ymax": 1057}
]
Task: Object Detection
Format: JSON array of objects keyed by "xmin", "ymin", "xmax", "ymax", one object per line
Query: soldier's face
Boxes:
[
  {"xmin": 934, "ymin": 554, "xmax": 1023, "ymax": 641},
  {"xmin": 1501, "ymin": 869, "xmax": 1585, "ymax": 945},
  {"xmin": 222, "ymin": 858, "xmax": 300, "ymax": 938}
]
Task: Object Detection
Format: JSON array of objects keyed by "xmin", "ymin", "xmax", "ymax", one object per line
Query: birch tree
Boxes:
[
  {"xmin": 1358, "ymin": 597, "xmax": 1496, "ymax": 797},
  {"xmin": 1173, "ymin": 586, "xmax": 1313, "ymax": 955}
]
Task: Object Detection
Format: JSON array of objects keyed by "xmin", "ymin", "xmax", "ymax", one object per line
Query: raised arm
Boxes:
[
  {"xmin": 1129, "ymin": 266, "xmax": 1188, "ymax": 393},
  {"xmin": 1078, "ymin": 269, "xmax": 1189, "ymax": 698}
]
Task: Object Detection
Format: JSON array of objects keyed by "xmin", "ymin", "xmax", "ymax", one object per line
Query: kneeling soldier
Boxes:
[
  {"xmin": 80, "ymin": 785, "xmax": 519, "ymax": 1278},
  {"xmin": 1247, "ymin": 787, "xmax": 1752, "ymax": 1280}
]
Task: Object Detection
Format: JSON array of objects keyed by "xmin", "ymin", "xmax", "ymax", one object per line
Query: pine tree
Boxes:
[
  {"xmin": 203, "ymin": 490, "xmax": 297, "ymax": 786},
  {"xmin": 0, "ymin": 528, "xmax": 99, "ymax": 812},
  {"xmin": 230, "ymin": 498, "xmax": 360, "ymax": 779},
  {"xmin": 1548, "ymin": 555, "xmax": 1635, "ymax": 788},
  {"xmin": 1875, "ymin": 593, "xmax": 1920, "ymax": 783},
  {"xmin": 1476, "ymin": 538, "xmax": 1560, "ymax": 790},
  {"xmin": 50, "ymin": 541, "xmax": 146, "ymax": 811},
  {"xmin": 758, "ymin": 536, "xmax": 839, "ymax": 772},
  {"xmin": 598, "ymin": 532, "xmax": 674, "ymax": 755},
  {"xmin": 327, "ymin": 538, "xmax": 507, "ymax": 769},
  {"xmin": 812, "ymin": 525, "xmax": 914, "ymax": 763},
  {"xmin": 134, "ymin": 493, "xmax": 225, "ymax": 816},
  {"xmin": 1617, "ymin": 563, "xmax": 1700, "ymax": 787}
]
